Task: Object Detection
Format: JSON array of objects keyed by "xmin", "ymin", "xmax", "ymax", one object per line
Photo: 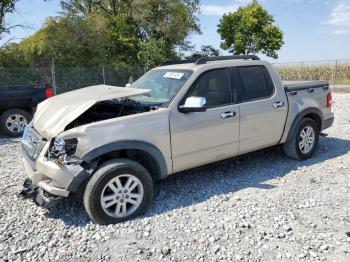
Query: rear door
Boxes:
[
  {"xmin": 170, "ymin": 68, "xmax": 239, "ymax": 173},
  {"xmin": 231, "ymin": 65, "xmax": 288, "ymax": 154}
]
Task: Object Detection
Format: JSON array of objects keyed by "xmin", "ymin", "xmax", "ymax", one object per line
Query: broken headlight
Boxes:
[
  {"xmin": 49, "ymin": 138, "xmax": 82, "ymax": 165},
  {"xmin": 53, "ymin": 138, "xmax": 65, "ymax": 152}
]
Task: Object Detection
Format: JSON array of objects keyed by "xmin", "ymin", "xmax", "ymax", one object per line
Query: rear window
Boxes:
[{"xmin": 236, "ymin": 66, "xmax": 274, "ymax": 102}]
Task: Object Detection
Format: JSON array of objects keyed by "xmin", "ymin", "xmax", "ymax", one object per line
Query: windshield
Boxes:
[{"xmin": 130, "ymin": 69, "xmax": 192, "ymax": 106}]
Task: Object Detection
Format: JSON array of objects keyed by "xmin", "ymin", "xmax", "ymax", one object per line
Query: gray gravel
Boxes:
[{"xmin": 1, "ymin": 93, "xmax": 350, "ymax": 262}]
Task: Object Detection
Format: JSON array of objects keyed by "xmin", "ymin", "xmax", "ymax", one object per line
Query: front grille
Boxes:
[{"xmin": 22, "ymin": 125, "xmax": 46, "ymax": 160}]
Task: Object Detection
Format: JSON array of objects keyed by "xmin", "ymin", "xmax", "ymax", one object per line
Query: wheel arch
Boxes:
[
  {"xmin": 68, "ymin": 141, "xmax": 168, "ymax": 192},
  {"xmin": 285, "ymin": 107, "xmax": 323, "ymax": 143}
]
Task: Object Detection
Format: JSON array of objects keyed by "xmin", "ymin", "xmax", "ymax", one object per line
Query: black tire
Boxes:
[
  {"xmin": 83, "ymin": 159, "xmax": 153, "ymax": 225},
  {"xmin": 0, "ymin": 109, "xmax": 31, "ymax": 137},
  {"xmin": 283, "ymin": 118, "xmax": 320, "ymax": 160}
]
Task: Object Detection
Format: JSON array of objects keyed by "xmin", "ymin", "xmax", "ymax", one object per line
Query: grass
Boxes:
[{"xmin": 335, "ymin": 79, "xmax": 350, "ymax": 85}]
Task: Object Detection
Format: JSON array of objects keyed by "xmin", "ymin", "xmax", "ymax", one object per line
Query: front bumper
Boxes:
[
  {"xmin": 21, "ymin": 138, "xmax": 88, "ymax": 198},
  {"xmin": 18, "ymin": 179, "xmax": 63, "ymax": 208},
  {"xmin": 22, "ymin": 152, "xmax": 70, "ymax": 197}
]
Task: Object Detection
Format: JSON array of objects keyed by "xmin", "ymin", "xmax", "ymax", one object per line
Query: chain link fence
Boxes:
[
  {"xmin": 1, "ymin": 59, "xmax": 349, "ymax": 94},
  {"xmin": 0, "ymin": 67, "xmax": 52, "ymax": 87},
  {"xmin": 0, "ymin": 65, "xmax": 145, "ymax": 94},
  {"xmin": 54, "ymin": 67, "xmax": 145, "ymax": 93}
]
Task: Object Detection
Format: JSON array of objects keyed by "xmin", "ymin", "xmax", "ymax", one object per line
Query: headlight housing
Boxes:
[
  {"xmin": 51, "ymin": 138, "xmax": 78, "ymax": 155},
  {"xmin": 53, "ymin": 138, "xmax": 65, "ymax": 153},
  {"xmin": 22, "ymin": 123, "xmax": 32, "ymax": 143},
  {"xmin": 49, "ymin": 138, "xmax": 81, "ymax": 165}
]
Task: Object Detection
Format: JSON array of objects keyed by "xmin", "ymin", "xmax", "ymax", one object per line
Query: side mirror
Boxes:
[{"xmin": 178, "ymin": 96, "xmax": 207, "ymax": 113}]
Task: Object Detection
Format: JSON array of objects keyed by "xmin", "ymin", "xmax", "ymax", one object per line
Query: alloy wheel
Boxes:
[
  {"xmin": 100, "ymin": 174, "xmax": 144, "ymax": 218},
  {"xmin": 5, "ymin": 114, "xmax": 28, "ymax": 134},
  {"xmin": 298, "ymin": 126, "xmax": 315, "ymax": 154}
]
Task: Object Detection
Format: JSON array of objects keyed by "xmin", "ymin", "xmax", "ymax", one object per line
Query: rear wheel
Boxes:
[
  {"xmin": 283, "ymin": 118, "xmax": 319, "ymax": 160},
  {"xmin": 0, "ymin": 109, "xmax": 31, "ymax": 137},
  {"xmin": 83, "ymin": 159, "xmax": 153, "ymax": 225}
]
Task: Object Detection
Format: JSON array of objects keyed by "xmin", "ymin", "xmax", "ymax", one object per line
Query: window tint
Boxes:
[
  {"xmin": 236, "ymin": 66, "xmax": 274, "ymax": 102},
  {"xmin": 184, "ymin": 68, "xmax": 232, "ymax": 107}
]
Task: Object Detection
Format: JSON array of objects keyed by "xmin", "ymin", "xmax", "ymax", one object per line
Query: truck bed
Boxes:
[
  {"xmin": 0, "ymin": 84, "xmax": 53, "ymax": 113},
  {"xmin": 283, "ymin": 81, "xmax": 329, "ymax": 92}
]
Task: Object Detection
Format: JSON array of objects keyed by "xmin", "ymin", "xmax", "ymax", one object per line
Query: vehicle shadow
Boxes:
[
  {"xmin": 45, "ymin": 136, "xmax": 350, "ymax": 227},
  {"xmin": 0, "ymin": 136, "xmax": 21, "ymax": 145}
]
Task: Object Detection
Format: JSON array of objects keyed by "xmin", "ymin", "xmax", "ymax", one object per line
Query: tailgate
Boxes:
[{"xmin": 0, "ymin": 85, "xmax": 51, "ymax": 104}]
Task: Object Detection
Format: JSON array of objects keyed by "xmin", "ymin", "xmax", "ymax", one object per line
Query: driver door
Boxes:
[{"xmin": 169, "ymin": 68, "xmax": 240, "ymax": 173}]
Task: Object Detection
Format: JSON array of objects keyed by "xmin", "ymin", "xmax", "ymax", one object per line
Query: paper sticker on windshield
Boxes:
[{"xmin": 163, "ymin": 72, "xmax": 184, "ymax": 79}]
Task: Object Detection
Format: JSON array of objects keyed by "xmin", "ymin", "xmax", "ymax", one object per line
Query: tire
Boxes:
[
  {"xmin": 83, "ymin": 159, "xmax": 153, "ymax": 225},
  {"xmin": 0, "ymin": 109, "xmax": 31, "ymax": 137},
  {"xmin": 283, "ymin": 118, "xmax": 320, "ymax": 160}
]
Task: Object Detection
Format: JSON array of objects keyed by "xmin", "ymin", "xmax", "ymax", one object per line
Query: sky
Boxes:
[{"xmin": 3, "ymin": 0, "xmax": 350, "ymax": 63}]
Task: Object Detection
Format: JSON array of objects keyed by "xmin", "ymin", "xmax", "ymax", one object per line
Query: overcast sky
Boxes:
[{"xmin": 3, "ymin": 0, "xmax": 350, "ymax": 63}]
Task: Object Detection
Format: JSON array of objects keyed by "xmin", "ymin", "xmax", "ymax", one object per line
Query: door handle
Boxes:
[
  {"xmin": 273, "ymin": 101, "xmax": 284, "ymax": 108},
  {"xmin": 220, "ymin": 111, "xmax": 236, "ymax": 119}
]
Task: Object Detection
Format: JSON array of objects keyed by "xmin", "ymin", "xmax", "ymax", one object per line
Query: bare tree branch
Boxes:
[
  {"xmin": 0, "ymin": 37, "xmax": 22, "ymax": 49},
  {"xmin": 0, "ymin": 1, "xmax": 20, "ymax": 39},
  {"xmin": 1, "ymin": 24, "xmax": 29, "ymax": 33}
]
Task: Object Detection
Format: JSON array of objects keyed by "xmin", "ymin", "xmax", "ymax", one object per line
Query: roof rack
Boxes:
[
  {"xmin": 159, "ymin": 59, "xmax": 197, "ymax": 67},
  {"xmin": 159, "ymin": 55, "xmax": 260, "ymax": 67},
  {"xmin": 195, "ymin": 55, "xmax": 260, "ymax": 65}
]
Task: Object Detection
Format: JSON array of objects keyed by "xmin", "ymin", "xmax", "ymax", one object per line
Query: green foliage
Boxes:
[
  {"xmin": 186, "ymin": 45, "xmax": 221, "ymax": 60},
  {"xmin": 1, "ymin": 0, "xmax": 200, "ymax": 69},
  {"xmin": 0, "ymin": 0, "xmax": 201, "ymax": 91},
  {"xmin": 217, "ymin": 2, "xmax": 284, "ymax": 59},
  {"xmin": 132, "ymin": 0, "xmax": 200, "ymax": 45},
  {"xmin": 137, "ymin": 38, "xmax": 168, "ymax": 69},
  {"xmin": 41, "ymin": 0, "xmax": 199, "ymax": 69}
]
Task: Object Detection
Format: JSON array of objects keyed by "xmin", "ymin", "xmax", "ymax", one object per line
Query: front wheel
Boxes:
[
  {"xmin": 283, "ymin": 118, "xmax": 320, "ymax": 160},
  {"xmin": 83, "ymin": 159, "xmax": 153, "ymax": 225}
]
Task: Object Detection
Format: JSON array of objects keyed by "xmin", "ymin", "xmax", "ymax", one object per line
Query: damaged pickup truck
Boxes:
[{"xmin": 19, "ymin": 55, "xmax": 334, "ymax": 225}]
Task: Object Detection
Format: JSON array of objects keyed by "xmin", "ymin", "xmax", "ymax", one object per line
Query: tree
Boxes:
[
  {"xmin": 186, "ymin": 45, "xmax": 221, "ymax": 60},
  {"xmin": 6, "ymin": 0, "xmax": 201, "ymax": 69},
  {"xmin": 55, "ymin": 0, "xmax": 201, "ymax": 68},
  {"xmin": 0, "ymin": 0, "xmax": 201, "ymax": 69},
  {"xmin": 217, "ymin": 1, "xmax": 284, "ymax": 59},
  {"xmin": 19, "ymin": 15, "xmax": 111, "ymax": 67},
  {"xmin": 137, "ymin": 38, "xmax": 168, "ymax": 69},
  {"xmin": 0, "ymin": 0, "xmax": 19, "ymax": 48}
]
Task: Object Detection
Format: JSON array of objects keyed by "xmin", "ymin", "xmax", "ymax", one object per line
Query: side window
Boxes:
[
  {"xmin": 183, "ymin": 68, "xmax": 232, "ymax": 108},
  {"xmin": 236, "ymin": 66, "xmax": 274, "ymax": 102}
]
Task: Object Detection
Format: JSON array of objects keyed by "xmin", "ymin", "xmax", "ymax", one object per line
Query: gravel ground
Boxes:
[{"xmin": 1, "ymin": 93, "xmax": 350, "ymax": 262}]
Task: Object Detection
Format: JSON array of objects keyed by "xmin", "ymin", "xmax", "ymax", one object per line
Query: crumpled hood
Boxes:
[{"xmin": 33, "ymin": 85, "xmax": 149, "ymax": 138}]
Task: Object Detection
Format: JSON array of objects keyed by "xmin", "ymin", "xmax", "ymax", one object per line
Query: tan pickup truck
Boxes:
[{"xmin": 19, "ymin": 55, "xmax": 334, "ymax": 224}]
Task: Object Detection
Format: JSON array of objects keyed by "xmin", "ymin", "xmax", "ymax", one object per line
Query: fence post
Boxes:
[
  {"xmin": 51, "ymin": 58, "xmax": 57, "ymax": 95},
  {"xmin": 102, "ymin": 66, "xmax": 106, "ymax": 85},
  {"xmin": 334, "ymin": 59, "xmax": 338, "ymax": 91}
]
